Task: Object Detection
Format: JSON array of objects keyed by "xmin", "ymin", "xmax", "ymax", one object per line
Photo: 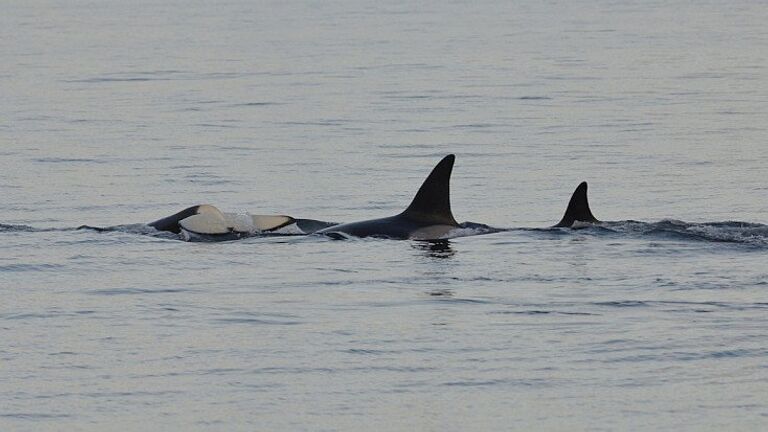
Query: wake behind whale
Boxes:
[{"xmin": 4, "ymin": 219, "xmax": 768, "ymax": 247}]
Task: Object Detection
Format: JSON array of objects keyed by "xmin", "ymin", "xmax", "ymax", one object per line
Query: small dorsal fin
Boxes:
[
  {"xmin": 400, "ymin": 155, "xmax": 459, "ymax": 226},
  {"xmin": 555, "ymin": 182, "xmax": 599, "ymax": 227}
]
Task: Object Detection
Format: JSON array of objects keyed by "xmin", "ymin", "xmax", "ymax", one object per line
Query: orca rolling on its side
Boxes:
[
  {"xmin": 148, "ymin": 204, "xmax": 335, "ymax": 240},
  {"xmin": 316, "ymin": 155, "xmax": 461, "ymax": 240},
  {"xmin": 554, "ymin": 181, "xmax": 600, "ymax": 228}
]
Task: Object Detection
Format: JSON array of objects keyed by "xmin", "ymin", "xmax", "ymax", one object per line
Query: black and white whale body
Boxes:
[
  {"xmin": 316, "ymin": 155, "xmax": 461, "ymax": 240},
  {"xmin": 554, "ymin": 181, "xmax": 600, "ymax": 228},
  {"xmin": 145, "ymin": 172, "xmax": 598, "ymax": 240},
  {"xmin": 148, "ymin": 204, "xmax": 335, "ymax": 240}
]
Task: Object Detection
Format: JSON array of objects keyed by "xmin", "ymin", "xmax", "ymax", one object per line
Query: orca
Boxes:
[
  {"xmin": 554, "ymin": 181, "xmax": 600, "ymax": 228},
  {"xmin": 316, "ymin": 155, "xmax": 461, "ymax": 240},
  {"xmin": 148, "ymin": 204, "xmax": 335, "ymax": 240}
]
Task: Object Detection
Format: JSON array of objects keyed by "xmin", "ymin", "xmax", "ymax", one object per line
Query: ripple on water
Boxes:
[
  {"xmin": 0, "ymin": 263, "xmax": 66, "ymax": 272},
  {"xmin": 88, "ymin": 287, "xmax": 191, "ymax": 296},
  {"xmin": 0, "ymin": 413, "xmax": 73, "ymax": 420},
  {"xmin": 212, "ymin": 318, "xmax": 302, "ymax": 325}
]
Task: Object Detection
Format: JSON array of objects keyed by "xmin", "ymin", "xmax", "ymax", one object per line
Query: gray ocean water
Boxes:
[{"xmin": 3, "ymin": 1, "xmax": 768, "ymax": 430}]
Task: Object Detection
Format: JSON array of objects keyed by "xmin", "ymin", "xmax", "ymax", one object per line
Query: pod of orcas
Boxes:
[{"xmin": 146, "ymin": 154, "xmax": 601, "ymax": 241}]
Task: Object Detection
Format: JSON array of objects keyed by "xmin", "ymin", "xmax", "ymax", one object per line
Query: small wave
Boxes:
[
  {"xmin": 230, "ymin": 102, "xmax": 279, "ymax": 107},
  {"xmin": 213, "ymin": 318, "xmax": 301, "ymax": 325},
  {"xmin": 0, "ymin": 263, "xmax": 65, "ymax": 272},
  {"xmin": 594, "ymin": 300, "xmax": 768, "ymax": 311},
  {"xmin": 344, "ymin": 348, "xmax": 390, "ymax": 355},
  {"xmin": 429, "ymin": 297, "xmax": 492, "ymax": 305},
  {"xmin": 4, "ymin": 312, "xmax": 60, "ymax": 320},
  {"xmin": 79, "ymin": 224, "xmax": 181, "ymax": 240},
  {"xmin": 608, "ymin": 347, "xmax": 768, "ymax": 363},
  {"xmin": 493, "ymin": 310, "xmax": 598, "ymax": 316},
  {"xmin": 180, "ymin": 229, "xmax": 249, "ymax": 242},
  {"xmin": 33, "ymin": 157, "xmax": 103, "ymax": 163},
  {"xmin": 532, "ymin": 225, "xmax": 620, "ymax": 237},
  {"xmin": 3, "ymin": 310, "xmax": 93, "ymax": 319},
  {"xmin": 446, "ymin": 222, "xmax": 503, "ymax": 239},
  {"xmin": 440, "ymin": 378, "xmax": 551, "ymax": 388},
  {"xmin": 70, "ymin": 77, "xmax": 167, "ymax": 83},
  {"xmin": 77, "ymin": 223, "xmax": 155, "ymax": 234},
  {"xmin": 64, "ymin": 71, "xmax": 254, "ymax": 84},
  {"xmin": 682, "ymin": 221, "xmax": 768, "ymax": 245},
  {"xmin": 271, "ymin": 223, "xmax": 309, "ymax": 235},
  {"xmin": 0, "ymin": 413, "xmax": 72, "ymax": 420},
  {"xmin": 556, "ymin": 220, "xmax": 768, "ymax": 247},
  {"xmin": 594, "ymin": 300, "xmax": 649, "ymax": 308},
  {"xmin": 621, "ymin": 220, "xmax": 768, "ymax": 246},
  {"xmin": 89, "ymin": 287, "xmax": 190, "ymax": 296},
  {"xmin": 0, "ymin": 223, "xmax": 39, "ymax": 232},
  {"xmin": 2, "ymin": 223, "xmax": 173, "ymax": 239}
]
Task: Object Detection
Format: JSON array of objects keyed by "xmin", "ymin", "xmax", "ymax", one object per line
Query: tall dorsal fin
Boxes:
[
  {"xmin": 555, "ymin": 181, "xmax": 599, "ymax": 227},
  {"xmin": 400, "ymin": 154, "xmax": 459, "ymax": 226}
]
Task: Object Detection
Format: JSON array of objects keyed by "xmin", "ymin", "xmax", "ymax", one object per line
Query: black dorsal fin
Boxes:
[
  {"xmin": 555, "ymin": 182, "xmax": 599, "ymax": 227},
  {"xmin": 400, "ymin": 154, "xmax": 459, "ymax": 226}
]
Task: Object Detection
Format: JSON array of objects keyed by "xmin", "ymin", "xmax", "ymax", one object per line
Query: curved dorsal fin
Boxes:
[
  {"xmin": 555, "ymin": 181, "xmax": 599, "ymax": 227},
  {"xmin": 400, "ymin": 154, "xmax": 459, "ymax": 226}
]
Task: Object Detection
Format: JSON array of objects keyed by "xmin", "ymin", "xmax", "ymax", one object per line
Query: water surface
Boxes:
[{"xmin": 2, "ymin": 1, "xmax": 768, "ymax": 430}]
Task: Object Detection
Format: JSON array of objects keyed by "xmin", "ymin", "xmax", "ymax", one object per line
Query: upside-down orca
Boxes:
[
  {"xmin": 554, "ymin": 181, "xmax": 600, "ymax": 228},
  {"xmin": 316, "ymin": 155, "xmax": 462, "ymax": 240},
  {"xmin": 148, "ymin": 204, "xmax": 335, "ymax": 240}
]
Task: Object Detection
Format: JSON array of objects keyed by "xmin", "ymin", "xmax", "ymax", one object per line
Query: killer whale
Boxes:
[
  {"xmin": 146, "ymin": 169, "xmax": 598, "ymax": 239},
  {"xmin": 316, "ymin": 155, "xmax": 461, "ymax": 240},
  {"xmin": 85, "ymin": 168, "xmax": 599, "ymax": 241},
  {"xmin": 148, "ymin": 204, "xmax": 335, "ymax": 240},
  {"xmin": 554, "ymin": 181, "xmax": 600, "ymax": 228}
]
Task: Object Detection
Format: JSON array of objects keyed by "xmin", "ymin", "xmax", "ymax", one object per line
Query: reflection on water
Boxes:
[
  {"xmin": 412, "ymin": 239, "xmax": 455, "ymax": 258},
  {"xmin": 427, "ymin": 288, "xmax": 455, "ymax": 297}
]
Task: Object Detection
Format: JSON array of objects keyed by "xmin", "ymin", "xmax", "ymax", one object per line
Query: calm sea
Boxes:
[{"xmin": 2, "ymin": 1, "xmax": 768, "ymax": 430}]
